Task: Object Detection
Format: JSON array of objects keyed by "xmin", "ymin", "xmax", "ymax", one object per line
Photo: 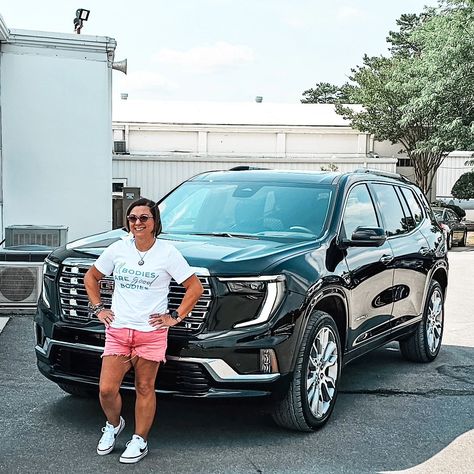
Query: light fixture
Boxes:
[{"xmin": 74, "ymin": 8, "xmax": 90, "ymax": 34}]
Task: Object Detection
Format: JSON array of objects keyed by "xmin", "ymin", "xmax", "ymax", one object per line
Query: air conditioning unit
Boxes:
[
  {"xmin": 5, "ymin": 225, "xmax": 68, "ymax": 248},
  {"xmin": 0, "ymin": 262, "xmax": 43, "ymax": 307},
  {"xmin": 114, "ymin": 140, "xmax": 127, "ymax": 154}
]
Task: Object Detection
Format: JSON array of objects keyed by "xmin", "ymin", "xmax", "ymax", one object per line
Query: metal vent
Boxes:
[
  {"xmin": 59, "ymin": 259, "xmax": 212, "ymax": 334},
  {"xmin": 0, "ymin": 262, "xmax": 43, "ymax": 306},
  {"xmin": 5, "ymin": 225, "xmax": 68, "ymax": 248},
  {"xmin": 113, "ymin": 140, "xmax": 127, "ymax": 154}
]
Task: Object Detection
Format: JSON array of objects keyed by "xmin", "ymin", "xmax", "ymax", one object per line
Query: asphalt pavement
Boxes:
[{"xmin": 0, "ymin": 248, "xmax": 472, "ymax": 473}]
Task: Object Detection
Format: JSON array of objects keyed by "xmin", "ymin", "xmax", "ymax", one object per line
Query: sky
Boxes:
[{"xmin": 1, "ymin": 0, "xmax": 439, "ymax": 104}]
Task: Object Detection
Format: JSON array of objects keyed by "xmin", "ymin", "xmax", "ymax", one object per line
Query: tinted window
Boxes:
[
  {"xmin": 342, "ymin": 184, "xmax": 379, "ymax": 238},
  {"xmin": 400, "ymin": 187, "xmax": 424, "ymax": 226},
  {"xmin": 396, "ymin": 187, "xmax": 415, "ymax": 231},
  {"xmin": 446, "ymin": 210, "xmax": 459, "ymax": 221},
  {"xmin": 160, "ymin": 181, "xmax": 333, "ymax": 240},
  {"xmin": 371, "ymin": 184, "xmax": 407, "ymax": 236}
]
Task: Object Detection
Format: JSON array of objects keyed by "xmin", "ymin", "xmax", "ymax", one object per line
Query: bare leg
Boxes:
[
  {"xmin": 99, "ymin": 355, "xmax": 132, "ymax": 426},
  {"xmin": 132, "ymin": 357, "xmax": 160, "ymax": 439}
]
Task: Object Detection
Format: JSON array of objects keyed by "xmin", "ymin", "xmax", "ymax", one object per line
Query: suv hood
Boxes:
[{"xmin": 60, "ymin": 229, "xmax": 317, "ymax": 275}]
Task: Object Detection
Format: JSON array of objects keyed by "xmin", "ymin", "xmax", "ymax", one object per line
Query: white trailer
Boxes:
[{"xmin": 0, "ymin": 15, "xmax": 116, "ymax": 242}]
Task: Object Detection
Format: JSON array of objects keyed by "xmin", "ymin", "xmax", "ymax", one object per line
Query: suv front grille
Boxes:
[{"xmin": 59, "ymin": 261, "xmax": 212, "ymax": 334}]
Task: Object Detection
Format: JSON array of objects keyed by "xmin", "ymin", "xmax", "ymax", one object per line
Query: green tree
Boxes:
[
  {"xmin": 301, "ymin": 82, "xmax": 354, "ymax": 104},
  {"xmin": 386, "ymin": 12, "xmax": 434, "ymax": 57},
  {"xmin": 335, "ymin": 1, "xmax": 474, "ymax": 195},
  {"xmin": 451, "ymin": 172, "xmax": 474, "ymax": 200}
]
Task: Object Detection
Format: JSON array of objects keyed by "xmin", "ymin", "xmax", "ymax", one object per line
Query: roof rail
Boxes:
[
  {"xmin": 228, "ymin": 166, "xmax": 269, "ymax": 171},
  {"xmin": 353, "ymin": 168, "xmax": 412, "ymax": 183}
]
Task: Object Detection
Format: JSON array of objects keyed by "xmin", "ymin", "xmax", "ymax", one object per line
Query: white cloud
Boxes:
[
  {"xmin": 152, "ymin": 42, "xmax": 255, "ymax": 73},
  {"xmin": 113, "ymin": 70, "xmax": 179, "ymax": 100},
  {"xmin": 116, "ymin": 70, "xmax": 177, "ymax": 92}
]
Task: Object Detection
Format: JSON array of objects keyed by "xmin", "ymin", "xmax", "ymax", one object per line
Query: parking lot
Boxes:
[{"xmin": 0, "ymin": 248, "xmax": 473, "ymax": 473}]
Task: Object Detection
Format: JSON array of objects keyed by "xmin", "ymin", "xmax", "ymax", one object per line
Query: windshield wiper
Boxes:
[{"xmin": 191, "ymin": 232, "xmax": 259, "ymax": 240}]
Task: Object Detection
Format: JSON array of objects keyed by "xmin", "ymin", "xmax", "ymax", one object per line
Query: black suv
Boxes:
[{"xmin": 35, "ymin": 169, "xmax": 448, "ymax": 431}]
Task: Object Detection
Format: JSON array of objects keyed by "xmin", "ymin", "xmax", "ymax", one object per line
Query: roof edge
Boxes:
[
  {"xmin": 0, "ymin": 14, "xmax": 10, "ymax": 42},
  {"xmin": 7, "ymin": 28, "xmax": 116, "ymax": 54}
]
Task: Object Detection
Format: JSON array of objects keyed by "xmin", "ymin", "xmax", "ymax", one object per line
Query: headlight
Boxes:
[
  {"xmin": 220, "ymin": 275, "xmax": 286, "ymax": 328},
  {"xmin": 43, "ymin": 257, "xmax": 60, "ymax": 277},
  {"xmin": 226, "ymin": 281, "xmax": 266, "ymax": 294},
  {"xmin": 42, "ymin": 258, "xmax": 60, "ymax": 308}
]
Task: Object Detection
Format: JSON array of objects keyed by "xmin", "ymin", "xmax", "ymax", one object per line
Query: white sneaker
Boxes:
[
  {"xmin": 96, "ymin": 416, "xmax": 125, "ymax": 455},
  {"xmin": 119, "ymin": 434, "xmax": 148, "ymax": 464}
]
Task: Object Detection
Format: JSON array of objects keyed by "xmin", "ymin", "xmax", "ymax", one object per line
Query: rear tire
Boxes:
[
  {"xmin": 399, "ymin": 281, "xmax": 444, "ymax": 362},
  {"xmin": 57, "ymin": 383, "xmax": 96, "ymax": 397},
  {"xmin": 447, "ymin": 232, "xmax": 453, "ymax": 250},
  {"xmin": 272, "ymin": 310, "xmax": 341, "ymax": 432}
]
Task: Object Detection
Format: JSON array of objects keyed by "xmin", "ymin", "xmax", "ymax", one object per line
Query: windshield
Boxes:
[{"xmin": 160, "ymin": 180, "xmax": 333, "ymax": 240}]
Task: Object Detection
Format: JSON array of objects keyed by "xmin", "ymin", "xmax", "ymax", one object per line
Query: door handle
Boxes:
[
  {"xmin": 380, "ymin": 254, "xmax": 393, "ymax": 264},
  {"xmin": 419, "ymin": 247, "xmax": 431, "ymax": 256}
]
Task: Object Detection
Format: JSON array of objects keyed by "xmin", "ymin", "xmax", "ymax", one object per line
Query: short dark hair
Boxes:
[{"xmin": 125, "ymin": 197, "xmax": 162, "ymax": 237}]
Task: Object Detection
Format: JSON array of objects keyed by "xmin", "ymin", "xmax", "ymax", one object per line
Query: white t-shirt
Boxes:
[{"xmin": 94, "ymin": 237, "xmax": 195, "ymax": 332}]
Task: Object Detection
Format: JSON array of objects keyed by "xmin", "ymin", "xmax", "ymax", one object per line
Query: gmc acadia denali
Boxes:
[{"xmin": 35, "ymin": 169, "xmax": 448, "ymax": 431}]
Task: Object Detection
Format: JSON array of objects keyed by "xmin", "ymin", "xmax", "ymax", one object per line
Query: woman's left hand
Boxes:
[{"xmin": 149, "ymin": 313, "xmax": 179, "ymax": 329}]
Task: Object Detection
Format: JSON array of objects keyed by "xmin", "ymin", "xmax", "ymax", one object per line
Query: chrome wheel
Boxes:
[
  {"xmin": 426, "ymin": 288, "xmax": 443, "ymax": 353},
  {"xmin": 306, "ymin": 326, "xmax": 339, "ymax": 419},
  {"xmin": 400, "ymin": 280, "xmax": 444, "ymax": 363},
  {"xmin": 273, "ymin": 311, "xmax": 341, "ymax": 431}
]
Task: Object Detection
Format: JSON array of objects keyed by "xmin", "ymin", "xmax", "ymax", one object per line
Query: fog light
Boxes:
[
  {"xmin": 260, "ymin": 349, "xmax": 279, "ymax": 374},
  {"xmin": 35, "ymin": 323, "xmax": 45, "ymax": 346}
]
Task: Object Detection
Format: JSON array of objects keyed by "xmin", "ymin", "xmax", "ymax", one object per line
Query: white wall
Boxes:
[
  {"xmin": 373, "ymin": 140, "xmax": 407, "ymax": 158},
  {"xmin": 114, "ymin": 123, "xmax": 371, "ymax": 158},
  {"xmin": 113, "ymin": 154, "xmax": 397, "ymax": 201},
  {"xmin": 1, "ymin": 29, "xmax": 115, "ymax": 241},
  {"xmin": 436, "ymin": 152, "xmax": 473, "ymax": 198}
]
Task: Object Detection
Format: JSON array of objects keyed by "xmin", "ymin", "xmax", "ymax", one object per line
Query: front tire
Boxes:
[
  {"xmin": 272, "ymin": 310, "xmax": 341, "ymax": 432},
  {"xmin": 447, "ymin": 232, "xmax": 453, "ymax": 250},
  {"xmin": 458, "ymin": 230, "xmax": 467, "ymax": 247},
  {"xmin": 399, "ymin": 281, "xmax": 444, "ymax": 362}
]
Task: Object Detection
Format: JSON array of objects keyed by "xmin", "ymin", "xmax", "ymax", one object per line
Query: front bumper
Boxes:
[
  {"xmin": 34, "ymin": 316, "xmax": 298, "ymax": 399},
  {"xmin": 35, "ymin": 335, "xmax": 281, "ymax": 398}
]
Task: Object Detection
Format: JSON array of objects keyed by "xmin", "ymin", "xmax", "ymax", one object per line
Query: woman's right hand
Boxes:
[{"xmin": 97, "ymin": 308, "xmax": 115, "ymax": 327}]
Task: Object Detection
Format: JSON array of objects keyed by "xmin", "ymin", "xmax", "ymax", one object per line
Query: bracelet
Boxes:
[{"xmin": 88, "ymin": 302, "xmax": 104, "ymax": 316}]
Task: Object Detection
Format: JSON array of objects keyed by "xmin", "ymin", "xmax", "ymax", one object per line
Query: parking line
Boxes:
[{"xmin": 0, "ymin": 317, "xmax": 10, "ymax": 334}]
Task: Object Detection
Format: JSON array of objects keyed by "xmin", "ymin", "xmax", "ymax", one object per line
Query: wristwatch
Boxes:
[{"xmin": 169, "ymin": 310, "xmax": 182, "ymax": 323}]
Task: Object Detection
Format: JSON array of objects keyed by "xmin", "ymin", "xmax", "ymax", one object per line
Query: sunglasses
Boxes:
[{"xmin": 127, "ymin": 214, "xmax": 154, "ymax": 223}]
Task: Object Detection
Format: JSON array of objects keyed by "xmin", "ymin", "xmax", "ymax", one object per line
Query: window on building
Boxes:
[{"xmin": 397, "ymin": 158, "xmax": 414, "ymax": 167}]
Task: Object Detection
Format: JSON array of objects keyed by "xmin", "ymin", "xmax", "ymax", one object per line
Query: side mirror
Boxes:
[{"xmin": 342, "ymin": 226, "xmax": 387, "ymax": 248}]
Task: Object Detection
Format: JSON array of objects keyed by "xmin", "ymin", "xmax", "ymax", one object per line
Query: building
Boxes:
[
  {"xmin": 0, "ymin": 14, "xmax": 115, "ymax": 243},
  {"xmin": 111, "ymin": 100, "xmax": 400, "ymax": 211}
]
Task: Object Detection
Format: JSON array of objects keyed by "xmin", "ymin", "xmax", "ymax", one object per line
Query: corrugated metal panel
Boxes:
[
  {"xmin": 113, "ymin": 155, "xmax": 397, "ymax": 200},
  {"xmin": 436, "ymin": 154, "xmax": 472, "ymax": 197}
]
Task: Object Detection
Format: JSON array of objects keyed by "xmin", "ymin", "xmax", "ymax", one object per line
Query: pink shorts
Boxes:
[{"xmin": 102, "ymin": 326, "xmax": 168, "ymax": 363}]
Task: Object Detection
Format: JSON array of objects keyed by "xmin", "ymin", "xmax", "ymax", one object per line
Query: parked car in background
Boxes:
[
  {"xmin": 432, "ymin": 207, "xmax": 468, "ymax": 249},
  {"xmin": 35, "ymin": 169, "xmax": 448, "ymax": 432}
]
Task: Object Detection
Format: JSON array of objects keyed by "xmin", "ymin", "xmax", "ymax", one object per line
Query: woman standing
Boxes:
[{"xmin": 85, "ymin": 197, "xmax": 203, "ymax": 464}]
